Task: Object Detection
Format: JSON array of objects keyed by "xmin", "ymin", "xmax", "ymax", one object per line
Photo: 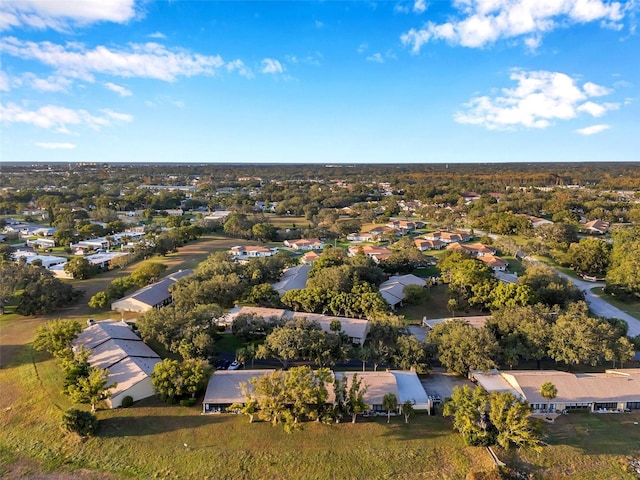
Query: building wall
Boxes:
[{"xmin": 109, "ymin": 378, "xmax": 156, "ymax": 408}]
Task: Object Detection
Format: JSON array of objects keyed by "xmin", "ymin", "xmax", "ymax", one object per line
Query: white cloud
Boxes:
[
  {"xmin": 576, "ymin": 124, "xmax": 611, "ymax": 135},
  {"xmin": 0, "ymin": 102, "xmax": 130, "ymax": 132},
  {"xmin": 24, "ymin": 73, "xmax": 72, "ymax": 92},
  {"xmin": 315, "ymin": 20, "xmax": 324, "ymax": 28},
  {"xmin": 226, "ymin": 59, "xmax": 254, "ymax": 78},
  {"xmin": 102, "ymin": 109, "xmax": 133, "ymax": 122},
  {"xmin": 583, "ymin": 81, "xmax": 612, "ymax": 96},
  {"xmin": 35, "ymin": 141, "xmax": 76, "ymax": 149},
  {"xmin": 394, "ymin": 4, "xmax": 410, "ymax": 14},
  {"xmin": 261, "ymin": 58, "xmax": 283, "ymax": 74},
  {"xmin": 576, "ymin": 100, "xmax": 619, "ymax": 116},
  {"xmin": 413, "ymin": 0, "xmax": 428, "ymax": 14},
  {"xmin": 0, "ymin": 0, "xmax": 138, "ymax": 32},
  {"xmin": 366, "ymin": 53, "xmax": 385, "ymax": 63},
  {"xmin": 0, "ymin": 71, "xmax": 11, "ymax": 91},
  {"xmin": 104, "ymin": 81, "xmax": 132, "ymax": 96},
  {"xmin": 148, "ymin": 32, "xmax": 166, "ymax": 39},
  {"xmin": 357, "ymin": 42, "xmax": 368, "ymax": 53},
  {"xmin": 0, "ymin": 37, "xmax": 226, "ymax": 82},
  {"xmin": 401, "ymin": 0, "xmax": 626, "ymax": 52},
  {"xmin": 455, "ymin": 69, "xmax": 618, "ymax": 130}
]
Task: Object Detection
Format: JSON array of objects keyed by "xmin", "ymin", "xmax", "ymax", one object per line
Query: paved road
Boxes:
[
  {"xmin": 552, "ymin": 270, "xmax": 640, "ymax": 337},
  {"xmin": 523, "ymin": 256, "xmax": 640, "ymax": 337}
]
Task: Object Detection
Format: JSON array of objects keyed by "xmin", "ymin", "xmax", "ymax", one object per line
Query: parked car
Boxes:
[
  {"xmin": 218, "ymin": 360, "xmax": 231, "ymax": 370},
  {"xmin": 228, "ymin": 361, "xmax": 243, "ymax": 370}
]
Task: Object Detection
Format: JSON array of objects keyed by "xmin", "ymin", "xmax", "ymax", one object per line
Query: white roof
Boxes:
[
  {"xmin": 287, "ymin": 311, "xmax": 370, "ymax": 342},
  {"xmin": 73, "ymin": 320, "xmax": 161, "ymax": 405},
  {"xmin": 203, "ymin": 370, "xmax": 276, "ymax": 404},
  {"xmin": 379, "ymin": 274, "xmax": 426, "ymax": 306},
  {"xmin": 107, "ymin": 356, "xmax": 162, "ymax": 398},
  {"xmin": 335, "ymin": 371, "xmax": 399, "ymax": 406},
  {"xmin": 88, "ymin": 338, "xmax": 159, "ymax": 370},
  {"xmin": 227, "ymin": 306, "xmax": 370, "ymax": 343},
  {"xmin": 391, "ymin": 370, "xmax": 429, "ymax": 406},
  {"xmin": 272, "ymin": 265, "xmax": 310, "ymax": 295},
  {"xmin": 74, "ymin": 320, "xmax": 141, "ymax": 350}
]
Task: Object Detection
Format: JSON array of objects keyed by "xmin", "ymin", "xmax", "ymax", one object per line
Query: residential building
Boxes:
[
  {"xmin": 423, "ymin": 231, "xmax": 471, "ymax": 244},
  {"xmin": 111, "ymin": 269, "xmax": 193, "ymax": 312},
  {"xmin": 414, "ymin": 238, "xmax": 444, "ymax": 251},
  {"xmin": 347, "ymin": 244, "xmax": 392, "ymax": 263},
  {"xmin": 221, "ymin": 306, "xmax": 370, "ymax": 346},
  {"xmin": 73, "ymin": 320, "xmax": 161, "ymax": 408},
  {"xmin": 379, "ymin": 274, "xmax": 427, "ymax": 308},
  {"xmin": 477, "ymin": 255, "xmax": 509, "ymax": 272},
  {"xmin": 272, "ymin": 265, "xmax": 310, "ymax": 296},
  {"xmin": 202, "ymin": 369, "xmax": 430, "ymax": 414},
  {"xmin": 301, "ymin": 251, "xmax": 321, "ymax": 264},
  {"xmin": 583, "ymin": 219, "xmax": 610, "ymax": 235},
  {"xmin": 446, "ymin": 242, "xmax": 496, "ymax": 257},
  {"xmin": 283, "ymin": 238, "xmax": 325, "ymax": 251},
  {"xmin": 472, "ymin": 369, "xmax": 640, "ymax": 414},
  {"xmin": 230, "ymin": 245, "xmax": 278, "ymax": 258}
]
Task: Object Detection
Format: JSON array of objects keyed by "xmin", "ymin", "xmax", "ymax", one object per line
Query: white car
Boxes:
[{"xmin": 228, "ymin": 361, "xmax": 243, "ymax": 370}]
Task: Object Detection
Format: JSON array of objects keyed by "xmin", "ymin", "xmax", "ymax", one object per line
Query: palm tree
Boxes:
[
  {"xmin": 382, "ymin": 392, "xmax": 398, "ymax": 424},
  {"xmin": 539, "ymin": 382, "xmax": 557, "ymax": 411}
]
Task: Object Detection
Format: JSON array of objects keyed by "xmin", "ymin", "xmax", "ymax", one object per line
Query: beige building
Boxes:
[{"xmin": 472, "ymin": 369, "xmax": 640, "ymax": 414}]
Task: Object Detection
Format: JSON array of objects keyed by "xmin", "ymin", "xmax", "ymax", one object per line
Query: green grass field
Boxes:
[{"xmin": 1, "ymin": 344, "xmax": 639, "ymax": 479}]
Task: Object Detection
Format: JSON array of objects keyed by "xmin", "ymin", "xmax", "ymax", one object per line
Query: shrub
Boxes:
[
  {"xmin": 179, "ymin": 398, "xmax": 196, "ymax": 407},
  {"xmin": 62, "ymin": 408, "xmax": 98, "ymax": 437},
  {"xmin": 121, "ymin": 395, "xmax": 134, "ymax": 408}
]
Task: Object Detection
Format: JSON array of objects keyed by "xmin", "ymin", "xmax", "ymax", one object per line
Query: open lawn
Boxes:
[
  {"xmin": 1, "ymin": 344, "xmax": 639, "ymax": 479},
  {"xmin": 264, "ymin": 215, "xmax": 309, "ymax": 229},
  {"xmin": 397, "ymin": 284, "xmax": 486, "ymax": 324}
]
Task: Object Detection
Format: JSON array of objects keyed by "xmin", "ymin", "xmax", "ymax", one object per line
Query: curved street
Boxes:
[{"xmin": 552, "ymin": 270, "xmax": 640, "ymax": 338}]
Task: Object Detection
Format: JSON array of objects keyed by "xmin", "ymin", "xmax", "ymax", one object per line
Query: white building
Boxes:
[{"xmin": 73, "ymin": 320, "xmax": 161, "ymax": 408}]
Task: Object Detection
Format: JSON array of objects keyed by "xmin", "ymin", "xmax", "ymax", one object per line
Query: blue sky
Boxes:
[{"xmin": 1, "ymin": 0, "xmax": 638, "ymax": 164}]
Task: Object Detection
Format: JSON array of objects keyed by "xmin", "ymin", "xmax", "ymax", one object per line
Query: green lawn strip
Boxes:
[
  {"xmin": 497, "ymin": 412, "xmax": 640, "ymax": 479},
  {"xmin": 398, "ymin": 283, "xmax": 485, "ymax": 323},
  {"xmin": 590, "ymin": 287, "xmax": 640, "ymax": 321}
]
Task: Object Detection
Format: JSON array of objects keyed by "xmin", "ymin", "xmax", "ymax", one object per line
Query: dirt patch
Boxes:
[{"xmin": 0, "ymin": 459, "xmax": 122, "ymax": 480}]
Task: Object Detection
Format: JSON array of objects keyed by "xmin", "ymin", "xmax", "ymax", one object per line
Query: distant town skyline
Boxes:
[{"xmin": 1, "ymin": 1, "xmax": 638, "ymax": 164}]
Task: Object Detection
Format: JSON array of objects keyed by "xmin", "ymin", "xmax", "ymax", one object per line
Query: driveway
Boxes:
[{"xmin": 420, "ymin": 368, "xmax": 473, "ymax": 406}]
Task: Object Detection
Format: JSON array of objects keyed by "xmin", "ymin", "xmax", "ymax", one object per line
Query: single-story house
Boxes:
[
  {"xmin": 472, "ymin": 369, "xmax": 640, "ymax": 414},
  {"xmin": 202, "ymin": 369, "xmax": 429, "ymax": 415},
  {"xmin": 111, "ymin": 269, "xmax": 193, "ymax": 312},
  {"xmin": 222, "ymin": 306, "xmax": 370, "ymax": 346},
  {"xmin": 583, "ymin": 219, "xmax": 610, "ymax": 235},
  {"xmin": 202, "ymin": 369, "xmax": 276, "ymax": 413},
  {"xmin": 203, "ymin": 210, "xmax": 232, "ymax": 223},
  {"xmin": 230, "ymin": 245, "xmax": 278, "ymax": 258},
  {"xmin": 283, "ymin": 238, "xmax": 325, "ymax": 251},
  {"xmin": 379, "ymin": 274, "xmax": 427, "ymax": 309},
  {"xmin": 13, "ymin": 250, "xmax": 67, "ymax": 269},
  {"xmin": 73, "ymin": 320, "xmax": 161, "ymax": 408},
  {"xmin": 26, "ymin": 238, "xmax": 56, "ymax": 249},
  {"xmin": 347, "ymin": 245, "xmax": 392, "ymax": 263},
  {"xmin": 477, "ymin": 255, "xmax": 509, "ymax": 272},
  {"xmin": 414, "ymin": 239, "xmax": 444, "ymax": 251},
  {"xmin": 346, "ymin": 232, "xmax": 374, "ymax": 242},
  {"xmin": 301, "ymin": 251, "xmax": 321, "ymax": 264},
  {"xmin": 272, "ymin": 265, "xmax": 311, "ymax": 295},
  {"xmin": 446, "ymin": 242, "xmax": 496, "ymax": 257},
  {"xmin": 423, "ymin": 231, "xmax": 471, "ymax": 244},
  {"xmin": 85, "ymin": 252, "xmax": 131, "ymax": 269}
]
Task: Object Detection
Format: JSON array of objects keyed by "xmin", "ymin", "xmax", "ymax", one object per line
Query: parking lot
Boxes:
[{"xmin": 420, "ymin": 368, "xmax": 473, "ymax": 410}]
